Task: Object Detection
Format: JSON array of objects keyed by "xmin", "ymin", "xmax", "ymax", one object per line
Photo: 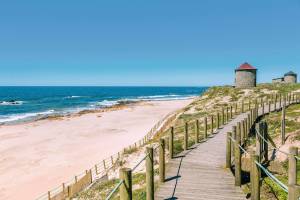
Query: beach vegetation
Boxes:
[{"xmin": 123, "ymin": 146, "xmax": 139, "ymax": 155}]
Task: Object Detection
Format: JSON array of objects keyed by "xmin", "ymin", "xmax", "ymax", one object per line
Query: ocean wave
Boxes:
[
  {"xmin": 89, "ymin": 99, "xmax": 138, "ymax": 108},
  {"xmin": 64, "ymin": 96, "xmax": 83, "ymax": 99},
  {"xmin": 137, "ymin": 94, "xmax": 195, "ymax": 101},
  {"xmin": 94, "ymin": 100, "xmax": 119, "ymax": 107},
  {"xmin": 0, "ymin": 110, "xmax": 55, "ymax": 123},
  {"xmin": 137, "ymin": 94, "xmax": 180, "ymax": 99},
  {"xmin": 0, "ymin": 100, "xmax": 24, "ymax": 106}
]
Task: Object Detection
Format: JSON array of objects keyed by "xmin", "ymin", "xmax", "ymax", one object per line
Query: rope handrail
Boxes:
[
  {"xmin": 132, "ymin": 144, "xmax": 160, "ymax": 172},
  {"xmin": 254, "ymin": 127, "xmax": 293, "ymax": 157},
  {"xmin": 229, "ymin": 135, "xmax": 236, "ymax": 143},
  {"xmin": 105, "ymin": 180, "xmax": 124, "ymax": 200},
  {"xmin": 239, "ymin": 144, "xmax": 249, "ymax": 155},
  {"xmin": 255, "ymin": 110, "xmax": 300, "ymax": 160},
  {"xmin": 132, "ymin": 153, "xmax": 150, "ymax": 172},
  {"xmin": 254, "ymin": 161, "xmax": 288, "ymax": 193},
  {"xmin": 229, "ymin": 135, "xmax": 249, "ymax": 155},
  {"xmin": 229, "ymin": 122, "xmax": 289, "ymax": 194}
]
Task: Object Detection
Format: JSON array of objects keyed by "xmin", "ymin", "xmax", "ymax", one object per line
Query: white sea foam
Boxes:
[
  {"xmin": 0, "ymin": 110, "xmax": 55, "ymax": 123},
  {"xmin": 0, "ymin": 101, "xmax": 24, "ymax": 106},
  {"xmin": 137, "ymin": 94, "xmax": 194, "ymax": 101},
  {"xmin": 64, "ymin": 96, "xmax": 83, "ymax": 99},
  {"xmin": 95, "ymin": 100, "xmax": 119, "ymax": 107}
]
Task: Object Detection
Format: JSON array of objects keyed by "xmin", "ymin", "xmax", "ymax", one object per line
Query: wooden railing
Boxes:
[
  {"xmin": 109, "ymin": 92, "xmax": 300, "ymax": 200},
  {"xmin": 226, "ymin": 93, "xmax": 300, "ymax": 200}
]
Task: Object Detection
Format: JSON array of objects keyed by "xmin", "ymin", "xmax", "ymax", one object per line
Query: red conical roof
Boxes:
[{"xmin": 237, "ymin": 62, "xmax": 256, "ymax": 70}]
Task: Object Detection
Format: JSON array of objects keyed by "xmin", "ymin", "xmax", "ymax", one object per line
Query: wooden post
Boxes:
[
  {"xmin": 293, "ymin": 93, "xmax": 296, "ymax": 103},
  {"xmin": 294, "ymin": 94, "xmax": 296, "ymax": 103},
  {"xmin": 169, "ymin": 127, "xmax": 174, "ymax": 159},
  {"xmin": 216, "ymin": 113, "xmax": 220, "ymax": 129},
  {"xmin": 240, "ymin": 121, "xmax": 245, "ymax": 145},
  {"xmin": 268, "ymin": 101, "xmax": 271, "ymax": 113},
  {"xmin": 88, "ymin": 169, "xmax": 92, "ymax": 183},
  {"xmin": 159, "ymin": 139, "xmax": 165, "ymax": 183},
  {"xmin": 281, "ymin": 98, "xmax": 286, "ymax": 145},
  {"xmin": 95, "ymin": 164, "xmax": 98, "ymax": 175},
  {"xmin": 103, "ymin": 160, "xmax": 107, "ymax": 170},
  {"xmin": 250, "ymin": 109, "xmax": 253, "ymax": 125},
  {"xmin": 204, "ymin": 117, "xmax": 208, "ymax": 139},
  {"xmin": 235, "ymin": 122, "xmax": 241, "ymax": 186},
  {"xmin": 230, "ymin": 106, "xmax": 233, "ymax": 119},
  {"xmin": 242, "ymin": 100, "xmax": 244, "ymax": 113},
  {"xmin": 288, "ymin": 185, "xmax": 300, "ymax": 200},
  {"xmin": 184, "ymin": 122, "xmax": 188, "ymax": 150},
  {"xmin": 210, "ymin": 115, "xmax": 214, "ymax": 135},
  {"xmin": 222, "ymin": 107, "xmax": 225, "ymax": 125},
  {"xmin": 235, "ymin": 103, "xmax": 238, "ymax": 115},
  {"xmin": 226, "ymin": 132, "xmax": 232, "ymax": 168},
  {"xmin": 62, "ymin": 183, "xmax": 65, "ymax": 194},
  {"xmin": 48, "ymin": 191, "xmax": 51, "ymax": 200},
  {"xmin": 255, "ymin": 98, "xmax": 258, "ymax": 110},
  {"xmin": 250, "ymin": 151, "xmax": 260, "ymax": 200},
  {"xmin": 232, "ymin": 126, "xmax": 236, "ymax": 155},
  {"xmin": 247, "ymin": 114, "xmax": 251, "ymax": 134},
  {"xmin": 279, "ymin": 94, "xmax": 282, "ymax": 108},
  {"xmin": 146, "ymin": 147, "xmax": 154, "ymax": 200},
  {"xmin": 195, "ymin": 120, "xmax": 199, "ymax": 143},
  {"xmin": 256, "ymin": 123, "xmax": 262, "ymax": 162},
  {"xmin": 289, "ymin": 146, "xmax": 298, "ymax": 185},
  {"xmin": 120, "ymin": 168, "xmax": 132, "ymax": 200},
  {"xmin": 248, "ymin": 100, "xmax": 251, "ymax": 111},
  {"xmin": 243, "ymin": 119, "xmax": 247, "ymax": 142},
  {"xmin": 256, "ymin": 104, "xmax": 259, "ymax": 119},
  {"xmin": 262, "ymin": 103, "xmax": 265, "ymax": 115},
  {"xmin": 226, "ymin": 107, "xmax": 229, "ymax": 123},
  {"xmin": 275, "ymin": 94, "xmax": 278, "ymax": 110},
  {"xmin": 260, "ymin": 98, "xmax": 263, "ymax": 107},
  {"xmin": 263, "ymin": 122, "xmax": 268, "ymax": 162}
]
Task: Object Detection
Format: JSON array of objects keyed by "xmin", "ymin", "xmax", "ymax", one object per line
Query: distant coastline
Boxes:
[{"xmin": 0, "ymin": 86, "xmax": 207, "ymax": 125}]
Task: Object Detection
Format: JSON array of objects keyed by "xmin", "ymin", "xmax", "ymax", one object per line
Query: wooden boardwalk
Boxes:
[
  {"xmin": 155, "ymin": 112, "xmax": 249, "ymax": 200},
  {"xmin": 155, "ymin": 100, "xmax": 292, "ymax": 200}
]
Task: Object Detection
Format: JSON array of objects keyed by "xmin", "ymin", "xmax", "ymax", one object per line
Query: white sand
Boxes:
[{"xmin": 0, "ymin": 99, "xmax": 193, "ymax": 200}]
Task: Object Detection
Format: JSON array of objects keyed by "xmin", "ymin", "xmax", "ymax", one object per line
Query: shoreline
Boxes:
[
  {"xmin": 0, "ymin": 98, "xmax": 194, "ymax": 200},
  {"xmin": 0, "ymin": 97, "xmax": 196, "ymax": 126}
]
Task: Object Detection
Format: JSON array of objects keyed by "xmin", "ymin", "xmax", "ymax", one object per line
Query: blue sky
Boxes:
[{"xmin": 0, "ymin": 0, "xmax": 300, "ymax": 86}]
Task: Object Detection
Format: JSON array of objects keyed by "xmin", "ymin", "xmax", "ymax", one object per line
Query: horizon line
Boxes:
[{"xmin": 0, "ymin": 85, "xmax": 213, "ymax": 87}]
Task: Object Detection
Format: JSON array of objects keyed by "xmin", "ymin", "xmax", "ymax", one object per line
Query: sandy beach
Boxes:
[{"xmin": 0, "ymin": 99, "xmax": 192, "ymax": 200}]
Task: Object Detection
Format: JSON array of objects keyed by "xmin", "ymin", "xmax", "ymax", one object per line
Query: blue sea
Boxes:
[{"xmin": 0, "ymin": 86, "xmax": 207, "ymax": 124}]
